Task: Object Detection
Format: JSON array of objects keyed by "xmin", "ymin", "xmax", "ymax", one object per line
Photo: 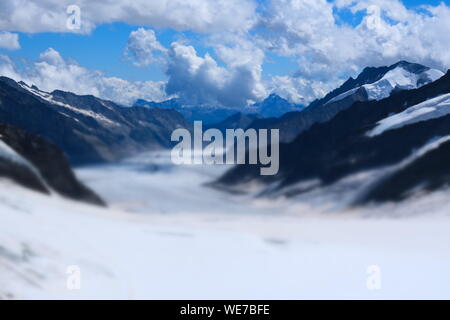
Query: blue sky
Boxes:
[
  {"xmin": 2, "ymin": 0, "xmax": 446, "ymax": 82},
  {"xmin": 6, "ymin": 24, "xmax": 170, "ymax": 81},
  {"xmin": 0, "ymin": 0, "xmax": 449, "ymax": 107}
]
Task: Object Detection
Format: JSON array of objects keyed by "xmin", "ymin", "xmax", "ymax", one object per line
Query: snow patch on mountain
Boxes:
[
  {"xmin": 364, "ymin": 67, "xmax": 443, "ymax": 101},
  {"xmin": 326, "ymin": 87, "xmax": 360, "ymax": 105},
  {"xmin": 327, "ymin": 66, "xmax": 444, "ymax": 105},
  {"xmin": 18, "ymin": 82, "xmax": 119, "ymax": 126},
  {"xmin": 368, "ymin": 94, "xmax": 450, "ymax": 137}
]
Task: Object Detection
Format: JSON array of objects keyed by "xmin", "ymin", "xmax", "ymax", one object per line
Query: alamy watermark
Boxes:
[
  {"xmin": 66, "ymin": 265, "xmax": 81, "ymax": 290},
  {"xmin": 366, "ymin": 5, "xmax": 382, "ymax": 31},
  {"xmin": 171, "ymin": 121, "xmax": 280, "ymax": 176},
  {"xmin": 66, "ymin": 5, "xmax": 81, "ymax": 30},
  {"xmin": 366, "ymin": 265, "xmax": 382, "ymax": 290}
]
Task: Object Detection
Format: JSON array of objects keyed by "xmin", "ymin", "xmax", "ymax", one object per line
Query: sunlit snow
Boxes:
[
  {"xmin": 369, "ymin": 94, "xmax": 450, "ymax": 137},
  {"xmin": 1, "ymin": 152, "xmax": 450, "ymax": 299}
]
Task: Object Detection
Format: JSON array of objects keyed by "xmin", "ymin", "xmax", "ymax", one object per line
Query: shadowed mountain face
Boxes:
[
  {"xmin": 0, "ymin": 123, "xmax": 104, "ymax": 205},
  {"xmin": 205, "ymin": 112, "xmax": 260, "ymax": 132},
  {"xmin": 134, "ymin": 99, "xmax": 238, "ymax": 125},
  {"xmin": 248, "ymin": 61, "xmax": 444, "ymax": 143},
  {"xmin": 355, "ymin": 138, "xmax": 450, "ymax": 203},
  {"xmin": 0, "ymin": 77, "xmax": 190, "ymax": 165},
  {"xmin": 215, "ymin": 68, "xmax": 450, "ymax": 205}
]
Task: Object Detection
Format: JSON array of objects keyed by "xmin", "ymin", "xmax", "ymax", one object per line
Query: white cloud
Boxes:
[
  {"xmin": 123, "ymin": 27, "xmax": 268, "ymax": 108},
  {"xmin": 121, "ymin": 28, "xmax": 268, "ymax": 108},
  {"xmin": 350, "ymin": 1, "xmax": 450, "ymax": 70},
  {"xmin": 124, "ymin": 28, "xmax": 167, "ymax": 67},
  {"xmin": 268, "ymin": 75, "xmax": 338, "ymax": 105},
  {"xmin": 335, "ymin": 0, "xmax": 412, "ymax": 22},
  {"xmin": 0, "ymin": 54, "xmax": 20, "ymax": 78},
  {"xmin": 0, "ymin": 0, "xmax": 257, "ymax": 34},
  {"xmin": 165, "ymin": 41, "xmax": 266, "ymax": 108},
  {"xmin": 0, "ymin": 31, "xmax": 19, "ymax": 50},
  {"xmin": 2, "ymin": 0, "xmax": 450, "ymax": 107},
  {"xmin": 99, "ymin": 77, "xmax": 167, "ymax": 105},
  {"xmin": 0, "ymin": 48, "xmax": 167, "ymax": 105},
  {"xmin": 255, "ymin": 0, "xmax": 450, "ymax": 104}
]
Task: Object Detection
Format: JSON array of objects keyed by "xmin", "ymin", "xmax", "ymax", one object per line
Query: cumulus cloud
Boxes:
[
  {"xmin": 268, "ymin": 76, "xmax": 338, "ymax": 105},
  {"xmin": 99, "ymin": 77, "xmax": 167, "ymax": 105},
  {"xmin": 124, "ymin": 28, "xmax": 167, "ymax": 67},
  {"xmin": 2, "ymin": 0, "xmax": 450, "ymax": 107},
  {"xmin": 347, "ymin": 1, "xmax": 450, "ymax": 70},
  {"xmin": 0, "ymin": 55, "xmax": 20, "ymax": 78},
  {"xmin": 0, "ymin": 0, "xmax": 257, "ymax": 34},
  {"xmin": 123, "ymin": 26, "xmax": 268, "ymax": 108},
  {"xmin": 257, "ymin": 0, "xmax": 450, "ymax": 104},
  {"xmin": 165, "ymin": 41, "xmax": 266, "ymax": 108},
  {"xmin": 0, "ymin": 31, "xmax": 19, "ymax": 50},
  {"xmin": 0, "ymin": 48, "xmax": 167, "ymax": 105}
]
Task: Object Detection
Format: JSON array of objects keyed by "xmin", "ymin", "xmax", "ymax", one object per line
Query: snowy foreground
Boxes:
[{"xmin": 1, "ymin": 152, "xmax": 450, "ymax": 299}]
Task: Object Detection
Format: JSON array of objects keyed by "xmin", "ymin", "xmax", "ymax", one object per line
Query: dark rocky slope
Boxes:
[
  {"xmin": 356, "ymin": 138, "xmax": 450, "ymax": 203},
  {"xmin": 0, "ymin": 123, "xmax": 104, "ymax": 205},
  {"xmin": 216, "ymin": 70, "xmax": 450, "ymax": 204},
  {"xmin": 205, "ymin": 112, "xmax": 260, "ymax": 132},
  {"xmin": 248, "ymin": 61, "xmax": 442, "ymax": 143},
  {"xmin": 0, "ymin": 77, "xmax": 190, "ymax": 165}
]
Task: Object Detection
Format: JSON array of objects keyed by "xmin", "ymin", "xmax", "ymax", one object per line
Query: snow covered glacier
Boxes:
[{"xmin": 1, "ymin": 152, "xmax": 450, "ymax": 299}]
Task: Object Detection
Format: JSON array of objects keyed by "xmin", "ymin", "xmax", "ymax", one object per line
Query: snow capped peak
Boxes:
[
  {"xmin": 251, "ymin": 93, "xmax": 303, "ymax": 118},
  {"xmin": 326, "ymin": 62, "xmax": 444, "ymax": 105},
  {"xmin": 16, "ymin": 80, "xmax": 119, "ymax": 126},
  {"xmin": 363, "ymin": 64, "xmax": 444, "ymax": 101},
  {"xmin": 265, "ymin": 93, "xmax": 285, "ymax": 101}
]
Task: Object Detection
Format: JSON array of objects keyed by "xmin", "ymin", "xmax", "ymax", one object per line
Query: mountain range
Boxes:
[
  {"xmin": 134, "ymin": 93, "xmax": 303, "ymax": 125},
  {"xmin": 0, "ymin": 77, "xmax": 190, "ymax": 165},
  {"xmin": 0, "ymin": 60, "xmax": 449, "ymax": 206},
  {"xmin": 247, "ymin": 61, "xmax": 444, "ymax": 142},
  {"xmin": 214, "ymin": 63, "xmax": 450, "ymax": 205}
]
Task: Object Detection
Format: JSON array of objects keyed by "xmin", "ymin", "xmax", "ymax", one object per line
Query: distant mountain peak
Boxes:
[
  {"xmin": 135, "ymin": 94, "xmax": 303, "ymax": 122},
  {"xmin": 266, "ymin": 93, "xmax": 285, "ymax": 100},
  {"xmin": 355, "ymin": 61, "xmax": 432, "ymax": 85},
  {"xmin": 250, "ymin": 93, "xmax": 303, "ymax": 118}
]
